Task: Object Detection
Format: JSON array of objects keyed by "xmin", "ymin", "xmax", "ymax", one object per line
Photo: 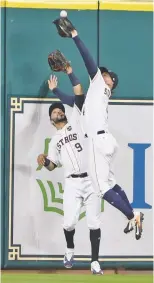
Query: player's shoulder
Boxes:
[
  {"xmin": 65, "ymin": 123, "xmax": 74, "ymax": 132},
  {"xmin": 90, "ymin": 68, "xmax": 105, "ymax": 84},
  {"xmin": 49, "ymin": 134, "xmax": 59, "ymax": 146},
  {"xmin": 90, "ymin": 68, "xmax": 101, "ymax": 83}
]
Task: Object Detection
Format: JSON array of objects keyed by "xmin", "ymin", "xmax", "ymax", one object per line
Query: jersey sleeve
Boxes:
[
  {"xmin": 90, "ymin": 68, "xmax": 105, "ymax": 85},
  {"xmin": 74, "ymin": 95, "xmax": 85, "ymax": 112},
  {"xmin": 68, "ymin": 98, "xmax": 84, "ymax": 132},
  {"xmin": 52, "ymin": 88, "xmax": 74, "ymax": 107},
  {"xmin": 73, "ymin": 35, "xmax": 97, "ymax": 80},
  {"xmin": 70, "ymin": 94, "xmax": 85, "ymax": 121},
  {"xmin": 47, "ymin": 139, "xmax": 62, "ymax": 168}
]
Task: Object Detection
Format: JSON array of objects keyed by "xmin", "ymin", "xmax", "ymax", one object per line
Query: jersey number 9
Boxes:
[{"xmin": 75, "ymin": 143, "xmax": 83, "ymax": 152}]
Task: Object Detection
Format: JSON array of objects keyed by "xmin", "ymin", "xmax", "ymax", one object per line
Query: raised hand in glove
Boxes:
[
  {"xmin": 48, "ymin": 50, "xmax": 70, "ymax": 72},
  {"xmin": 53, "ymin": 17, "xmax": 76, "ymax": 38}
]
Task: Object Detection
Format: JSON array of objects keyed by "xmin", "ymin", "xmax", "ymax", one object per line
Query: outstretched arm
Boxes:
[
  {"xmin": 48, "ymin": 66, "xmax": 85, "ymax": 111},
  {"xmin": 53, "ymin": 88, "xmax": 74, "ymax": 107},
  {"xmin": 53, "ymin": 18, "xmax": 97, "ymax": 80},
  {"xmin": 48, "ymin": 75, "xmax": 74, "ymax": 107},
  {"xmin": 71, "ymin": 30, "xmax": 98, "ymax": 80},
  {"xmin": 66, "ymin": 66, "xmax": 85, "ymax": 111}
]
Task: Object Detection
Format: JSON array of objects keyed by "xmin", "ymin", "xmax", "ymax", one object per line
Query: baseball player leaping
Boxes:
[
  {"xmin": 37, "ymin": 64, "xmax": 103, "ymax": 275},
  {"xmin": 53, "ymin": 17, "xmax": 144, "ymax": 240}
]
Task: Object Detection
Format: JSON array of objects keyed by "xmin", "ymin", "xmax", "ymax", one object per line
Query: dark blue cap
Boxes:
[
  {"xmin": 49, "ymin": 102, "xmax": 65, "ymax": 117},
  {"xmin": 99, "ymin": 66, "xmax": 118, "ymax": 90}
]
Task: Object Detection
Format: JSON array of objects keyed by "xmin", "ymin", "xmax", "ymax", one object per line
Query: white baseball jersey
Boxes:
[
  {"xmin": 82, "ymin": 68, "xmax": 111, "ymax": 136},
  {"xmin": 48, "ymin": 101, "xmax": 86, "ymax": 178},
  {"xmin": 80, "ymin": 68, "xmax": 118, "ymax": 194},
  {"xmin": 47, "ymin": 96, "xmax": 101, "ymax": 232}
]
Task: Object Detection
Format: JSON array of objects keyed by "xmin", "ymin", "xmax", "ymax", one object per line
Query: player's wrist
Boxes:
[
  {"xmin": 51, "ymin": 86, "xmax": 57, "ymax": 92},
  {"xmin": 66, "ymin": 66, "xmax": 73, "ymax": 74},
  {"xmin": 68, "ymin": 72, "xmax": 80, "ymax": 87},
  {"xmin": 71, "ymin": 30, "xmax": 78, "ymax": 38},
  {"xmin": 44, "ymin": 158, "xmax": 50, "ymax": 167}
]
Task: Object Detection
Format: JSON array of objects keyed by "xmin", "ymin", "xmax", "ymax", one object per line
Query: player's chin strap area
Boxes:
[{"xmin": 69, "ymin": 172, "xmax": 88, "ymax": 178}]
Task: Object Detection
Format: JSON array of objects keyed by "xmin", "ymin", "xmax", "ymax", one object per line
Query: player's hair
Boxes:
[
  {"xmin": 49, "ymin": 102, "xmax": 65, "ymax": 118},
  {"xmin": 99, "ymin": 66, "xmax": 118, "ymax": 90}
]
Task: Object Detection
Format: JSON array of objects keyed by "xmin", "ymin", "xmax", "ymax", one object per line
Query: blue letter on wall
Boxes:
[{"xmin": 128, "ymin": 143, "xmax": 152, "ymax": 209}]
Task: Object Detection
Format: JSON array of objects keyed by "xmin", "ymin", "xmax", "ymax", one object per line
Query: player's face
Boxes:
[
  {"xmin": 51, "ymin": 108, "xmax": 67, "ymax": 124},
  {"xmin": 102, "ymin": 72, "xmax": 114, "ymax": 90}
]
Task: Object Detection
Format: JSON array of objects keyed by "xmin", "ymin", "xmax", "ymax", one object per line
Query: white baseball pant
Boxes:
[
  {"xmin": 87, "ymin": 132, "xmax": 118, "ymax": 195},
  {"xmin": 63, "ymin": 176, "xmax": 101, "ymax": 231}
]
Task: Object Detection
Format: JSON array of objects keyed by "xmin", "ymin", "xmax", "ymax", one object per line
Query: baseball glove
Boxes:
[
  {"xmin": 48, "ymin": 50, "xmax": 70, "ymax": 72},
  {"xmin": 53, "ymin": 18, "xmax": 75, "ymax": 38}
]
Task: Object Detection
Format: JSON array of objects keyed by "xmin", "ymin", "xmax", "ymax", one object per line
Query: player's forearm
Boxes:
[
  {"xmin": 73, "ymin": 84, "xmax": 84, "ymax": 96},
  {"xmin": 52, "ymin": 88, "xmax": 74, "ymax": 107},
  {"xmin": 68, "ymin": 72, "xmax": 80, "ymax": 87},
  {"xmin": 72, "ymin": 35, "xmax": 97, "ymax": 80},
  {"xmin": 67, "ymin": 69, "xmax": 84, "ymax": 96}
]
